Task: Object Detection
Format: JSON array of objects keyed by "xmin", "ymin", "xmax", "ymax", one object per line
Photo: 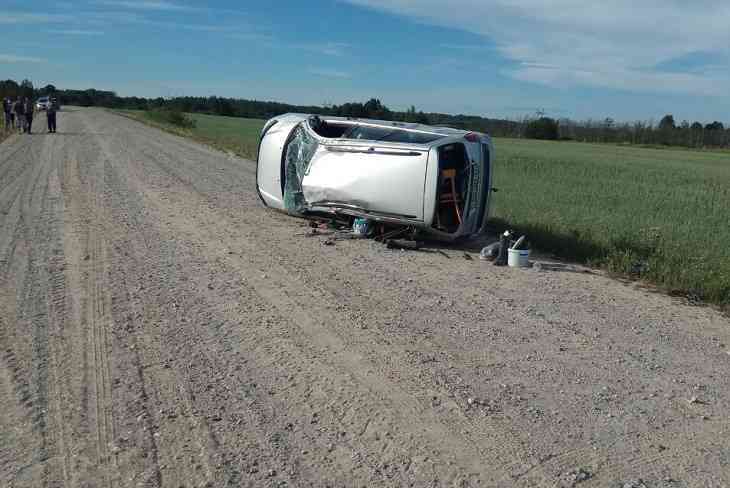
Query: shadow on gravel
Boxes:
[{"xmin": 414, "ymin": 218, "xmax": 599, "ymax": 274}]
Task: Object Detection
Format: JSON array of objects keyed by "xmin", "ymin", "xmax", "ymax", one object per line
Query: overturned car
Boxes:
[{"xmin": 256, "ymin": 114, "xmax": 494, "ymax": 240}]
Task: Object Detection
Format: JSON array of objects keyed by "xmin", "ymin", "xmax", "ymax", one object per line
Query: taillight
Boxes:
[{"xmin": 464, "ymin": 132, "xmax": 480, "ymax": 142}]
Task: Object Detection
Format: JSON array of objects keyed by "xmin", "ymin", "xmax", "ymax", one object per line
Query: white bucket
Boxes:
[{"xmin": 507, "ymin": 248, "xmax": 530, "ymax": 268}]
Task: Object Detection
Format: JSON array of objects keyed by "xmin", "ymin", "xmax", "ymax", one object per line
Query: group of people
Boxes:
[{"xmin": 2, "ymin": 96, "xmax": 57, "ymax": 135}]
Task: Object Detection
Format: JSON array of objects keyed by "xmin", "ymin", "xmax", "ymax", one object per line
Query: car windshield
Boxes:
[{"xmin": 342, "ymin": 125, "xmax": 445, "ymax": 144}]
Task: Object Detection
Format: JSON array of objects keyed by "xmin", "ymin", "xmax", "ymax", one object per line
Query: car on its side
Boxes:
[
  {"xmin": 35, "ymin": 96, "xmax": 50, "ymax": 111},
  {"xmin": 256, "ymin": 114, "xmax": 495, "ymax": 241}
]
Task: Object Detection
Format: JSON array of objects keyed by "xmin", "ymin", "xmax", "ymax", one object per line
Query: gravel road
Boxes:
[{"xmin": 1, "ymin": 107, "xmax": 728, "ymax": 488}]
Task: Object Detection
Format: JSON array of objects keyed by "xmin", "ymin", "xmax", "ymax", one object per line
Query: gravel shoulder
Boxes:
[{"xmin": 1, "ymin": 107, "xmax": 728, "ymax": 487}]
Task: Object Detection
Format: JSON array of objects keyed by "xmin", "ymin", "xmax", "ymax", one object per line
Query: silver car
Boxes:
[
  {"xmin": 256, "ymin": 114, "xmax": 494, "ymax": 240},
  {"xmin": 36, "ymin": 96, "xmax": 50, "ymax": 111}
]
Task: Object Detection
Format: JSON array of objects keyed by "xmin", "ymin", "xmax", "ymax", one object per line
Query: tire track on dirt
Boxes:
[
  {"xmin": 91, "ymin": 122, "xmax": 227, "ymax": 487},
  {"xmin": 82, "ymin": 129, "xmax": 118, "ymax": 487}
]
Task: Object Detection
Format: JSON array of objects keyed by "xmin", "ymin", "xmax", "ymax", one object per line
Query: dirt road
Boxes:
[{"xmin": 1, "ymin": 108, "xmax": 728, "ymax": 488}]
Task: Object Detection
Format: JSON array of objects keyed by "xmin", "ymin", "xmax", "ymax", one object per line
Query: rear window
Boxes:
[{"xmin": 343, "ymin": 125, "xmax": 444, "ymax": 144}]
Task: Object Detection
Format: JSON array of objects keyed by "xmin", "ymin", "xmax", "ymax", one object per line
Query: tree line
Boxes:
[{"xmin": 2, "ymin": 78, "xmax": 727, "ymax": 148}]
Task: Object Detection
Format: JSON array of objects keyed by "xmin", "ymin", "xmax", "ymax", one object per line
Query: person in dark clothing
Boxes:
[
  {"xmin": 9, "ymin": 101, "xmax": 15, "ymax": 129},
  {"xmin": 22, "ymin": 97, "xmax": 33, "ymax": 134},
  {"xmin": 47, "ymin": 100, "xmax": 57, "ymax": 133},
  {"xmin": 2, "ymin": 98, "xmax": 12, "ymax": 130},
  {"xmin": 13, "ymin": 98, "xmax": 24, "ymax": 134}
]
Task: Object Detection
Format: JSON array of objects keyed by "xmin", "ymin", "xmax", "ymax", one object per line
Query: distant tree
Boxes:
[
  {"xmin": 658, "ymin": 114, "xmax": 675, "ymax": 130},
  {"xmin": 404, "ymin": 105, "xmax": 417, "ymax": 122},
  {"xmin": 703, "ymin": 121, "xmax": 725, "ymax": 146},
  {"xmin": 705, "ymin": 121, "xmax": 724, "ymax": 131},
  {"xmin": 19, "ymin": 79, "xmax": 34, "ymax": 99},
  {"xmin": 39, "ymin": 84, "xmax": 57, "ymax": 96},
  {"xmin": 363, "ymin": 98, "xmax": 390, "ymax": 119},
  {"xmin": 403, "ymin": 105, "xmax": 430, "ymax": 124},
  {"xmin": 525, "ymin": 117, "xmax": 559, "ymax": 140},
  {"xmin": 656, "ymin": 114, "xmax": 676, "ymax": 145},
  {"xmin": 689, "ymin": 121, "xmax": 704, "ymax": 147},
  {"xmin": 211, "ymin": 97, "xmax": 235, "ymax": 116},
  {"xmin": 0, "ymin": 79, "xmax": 21, "ymax": 99},
  {"xmin": 602, "ymin": 117, "xmax": 615, "ymax": 142}
]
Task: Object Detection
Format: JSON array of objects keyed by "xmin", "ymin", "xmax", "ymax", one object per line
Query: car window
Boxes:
[{"xmin": 342, "ymin": 125, "xmax": 444, "ymax": 144}]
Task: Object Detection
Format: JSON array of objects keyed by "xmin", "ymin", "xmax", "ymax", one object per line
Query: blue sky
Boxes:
[{"xmin": 2, "ymin": 0, "xmax": 729, "ymax": 123}]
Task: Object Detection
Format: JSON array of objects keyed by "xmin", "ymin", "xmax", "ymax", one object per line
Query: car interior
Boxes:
[
  {"xmin": 307, "ymin": 117, "xmax": 444, "ymax": 144},
  {"xmin": 433, "ymin": 143, "xmax": 469, "ymax": 234}
]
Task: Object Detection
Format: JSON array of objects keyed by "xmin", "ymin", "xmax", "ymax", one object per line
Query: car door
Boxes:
[{"xmin": 300, "ymin": 138, "xmax": 429, "ymax": 221}]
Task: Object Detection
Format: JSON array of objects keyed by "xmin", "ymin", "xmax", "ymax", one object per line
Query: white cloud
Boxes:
[
  {"xmin": 308, "ymin": 68, "xmax": 352, "ymax": 79},
  {"xmin": 295, "ymin": 42, "xmax": 351, "ymax": 57},
  {"xmin": 343, "ymin": 0, "xmax": 730, "ymax": 96},
  {"xmin": 0, "ymin": 54, "xmax": 47, "ymax": 63},
  {"xmin": 94, "ymin": 0, "xmax": 198, "ymax": 11},
  {"xmin": 48, "ymin": 29, "xmax": 105, "ymax": 35},
  {"xmin": 438, "ymin": 43, "xmax": 491, "ymax": 51},
  {"xmin": 0, "ymin": 13, "xmax": 72, "ymax": 24}
]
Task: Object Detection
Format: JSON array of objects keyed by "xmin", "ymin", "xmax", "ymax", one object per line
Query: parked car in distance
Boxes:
[
  {"xmin": 36, "ymin": 96, "xmax": 50, "ymax": 111},
  {"xmin": 256, "ymin": 114, "xmax": 494, "ymax": 241}
]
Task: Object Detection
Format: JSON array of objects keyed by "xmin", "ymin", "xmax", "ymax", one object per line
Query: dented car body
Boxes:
[{"xmin": 256, "ymin": 113, "xmax": 494, "ymax": 240}]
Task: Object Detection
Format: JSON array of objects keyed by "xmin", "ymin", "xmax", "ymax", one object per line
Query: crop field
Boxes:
[
  {"xmin": 119, "ymin": 109, "xmax": 264, "ymax": 157},
  {"xmin": 492, "ymin": 139, "xmax": 730, "ymax": 306},
  {"xmin": 127, "ymin": 110, "xmax": 730, "ymax": 307}
]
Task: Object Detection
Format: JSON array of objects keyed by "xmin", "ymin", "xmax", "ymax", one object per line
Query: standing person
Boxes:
[
  {"xmin": 46, "ymin": 98, "xmax": 57, "ymax": 133},
  {"xmin": 13, "ymin": 97, "xmax": 24, "ymax": 134},
  {"xmin": 2, "ymin": 97, "xmax": 11, "ymax": 131},
  {"xmin": 22, "ymin": 97, "xmax": 33, "ymax": 134},
  {"xmin": 8, "ymin": 98, "xmax": 15, "ymax": 129}
]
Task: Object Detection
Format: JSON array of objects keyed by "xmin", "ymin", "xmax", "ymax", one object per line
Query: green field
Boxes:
[
  {"xmin": 492, "ymin": 139, "xmax": 729, "ymax": 306},
  {"xmin": 119, "ymin": 110, "xmax": 264, "ymax": 157},
  {"xmin": 123, "ymin": 110, "xmax": 730, "ymax": 307}
]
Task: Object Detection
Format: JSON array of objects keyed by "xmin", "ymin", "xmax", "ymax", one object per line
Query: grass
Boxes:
[
  {"xmin": 120, "ymin": 110, "xmax": 730, "ymax": 308},
  {"xmin": 117, "ymin": 109, "xmax": 263, "ymax": 157},
  {"xmin": 492, "ymin": 139, "xmax": 730, "ymax": 306},
  {"xmin": 147, "ymin": 108, "xmax": 196, "ymax": 129}
]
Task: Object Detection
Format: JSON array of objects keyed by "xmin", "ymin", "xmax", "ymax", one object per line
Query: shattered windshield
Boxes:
[{"xmin": 283, "ymin": 124, "xmax": 319, "ymax": 214}]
